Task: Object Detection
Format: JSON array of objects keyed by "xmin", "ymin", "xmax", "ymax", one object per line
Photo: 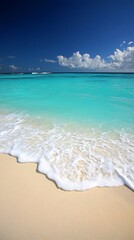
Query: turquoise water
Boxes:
[
  {"xmin": 0, "ymin": 73, "xmax": 134, "ymax": 190},
  {"xmin": 0, "ymin": 73, "xmax": 134, "ymax": 128}
]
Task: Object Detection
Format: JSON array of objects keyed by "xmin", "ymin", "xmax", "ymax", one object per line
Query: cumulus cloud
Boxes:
[
  {"xmin": 57, "ymin": 52, "xmax": 107, "ymax": 69},
  {"xmin": 108, "ymin": 46, "xmax": 134, "ymax": 70},
  {"xmin": 57, "ymin": 44, "xmax": 134, "ymax": 72}
]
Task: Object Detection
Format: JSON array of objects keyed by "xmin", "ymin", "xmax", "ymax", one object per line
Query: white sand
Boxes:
[{"xmin": 0, "ymin": 154, "xmax": 134, "ymax": 240}]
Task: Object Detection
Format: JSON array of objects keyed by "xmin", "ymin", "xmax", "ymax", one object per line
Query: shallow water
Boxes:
[{"xmin": 0, "ymin": 73, "xmax": 134, "ymax": 190}]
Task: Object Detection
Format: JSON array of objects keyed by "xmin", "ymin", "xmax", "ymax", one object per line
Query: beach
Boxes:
[
  {"xmin": 0, "ymin": 73, "xmax": 134, "ymax": 191},
  {"xmin": 0, "ymin": 153, "xmax": 134, "ymax": 240},
  {"xmin": 0, "ymin": 0, "xmax": 134, "ymax": 237}
]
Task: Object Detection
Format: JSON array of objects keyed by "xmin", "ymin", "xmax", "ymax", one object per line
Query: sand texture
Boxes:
[{"xmin": 0, "ymin": 154, "xmax": 134, "ymax": 240}]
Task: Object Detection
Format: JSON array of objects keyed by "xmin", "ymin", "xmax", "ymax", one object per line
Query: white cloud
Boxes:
[
  {"xmin": 128, "ymin": 41, "xmax": 133, "ymax": 45},
  {"xmin": 43, "ymin": 58, "xmax": 57, "ymax": 63},
  {"xmin": 0, "ymin": 64, "xmax": 22, "ymax": 73},
  {"xmin": 57, "ymin": 51, "xmax": 107, "ymax": 69},
  {"xmin": 120, "ymin": 41, "xmax": 126, "ymax": 47},
  {"xmin": 9, "ymin": 64, "xmax": 18, "ymax": 71},
  {"xmin": 108, "ymin": 46, "xmax": 134, "ymax": 70},
  {"xmin": 57, "ymin": 44, "xmax": 134, "ymax": 72}
]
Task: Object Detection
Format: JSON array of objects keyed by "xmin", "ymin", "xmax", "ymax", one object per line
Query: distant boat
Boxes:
[{"xmin": 32, "ymin": 72, "xmax": 38, "ymax": 74}]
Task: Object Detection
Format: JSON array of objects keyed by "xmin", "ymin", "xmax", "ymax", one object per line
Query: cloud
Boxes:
[
  {"xmin": 28, "ymin": 67, "xmax": 40, "ymax": 71},
  {"xmin": 120, "ymin": 41, "xmax": 126, "ymax": 47},
  {"xmin": 0, "ymin": 64, "xmax": 23, "ymax": 73},
  {"xmin": 41, "ymin": 58, "xmax": 57, "ymax": 63},
  {"xmin": 9, "ymin": 64, "xmax": 18, "ymax": 71},
  {"xmin": 57, "ymin": 52, "xmax": 107, "ymax": 69},
  {"xmin": 37, "ymin": 67, "xmax": 40, "ymax": 71},
  {"xmin": 108, "ymin": 46, "xmax": 134, "ymax": 70},
  {"xmin": 57, "ymin": 44, "xmax": 134, "ymax": 72},
  {"xmin": 128, "ymin": 41, "xmax": 133, "ymax": 45},
  {"xmin": 8, "ymin": 56, "xmax": 16, "ymax": 59}
]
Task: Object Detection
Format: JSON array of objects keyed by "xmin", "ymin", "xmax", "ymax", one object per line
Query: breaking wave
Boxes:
[{"xmin": 0, "ymin": 112, "xmax": 134, "ymax": 191}]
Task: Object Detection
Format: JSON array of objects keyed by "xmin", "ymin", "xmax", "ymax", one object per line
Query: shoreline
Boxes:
[
  {"xmin": 0, "ymin": 153, "xmax": 134, "ymax": 240},
  {"xmin": 0, "ymin": 110, "xmax": 134, "ymax": 191}
]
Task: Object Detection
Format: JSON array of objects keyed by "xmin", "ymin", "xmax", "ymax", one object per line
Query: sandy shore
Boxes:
[{"xmin": 0, "ymin": 154, "xmax": 134, "ymax": 240}]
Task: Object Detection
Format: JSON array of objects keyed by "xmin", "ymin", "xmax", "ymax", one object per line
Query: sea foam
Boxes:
[{"xmin": 0, "ymin": 112, "xmax": 134, "ymax": 191}]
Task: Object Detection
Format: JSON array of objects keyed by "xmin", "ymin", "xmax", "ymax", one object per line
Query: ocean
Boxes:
[{"xmin": 0, "ymin": 73, "xmax": 134, "ymax": 190}]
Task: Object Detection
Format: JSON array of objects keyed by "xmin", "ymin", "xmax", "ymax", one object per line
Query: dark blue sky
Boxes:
[{"xmin": 0, "ymin": 0, "xmax": 134, "ymax": 72}]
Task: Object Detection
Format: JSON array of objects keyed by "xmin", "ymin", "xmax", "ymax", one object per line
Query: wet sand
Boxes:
[{"xmin": 0, "ymin": 154, "xmax": 134, "ymax": 240}]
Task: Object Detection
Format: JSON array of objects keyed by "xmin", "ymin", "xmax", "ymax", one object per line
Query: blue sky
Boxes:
[{"xmin": 0, "ymin": 0, "xmax": 134, "ymax": 72}]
